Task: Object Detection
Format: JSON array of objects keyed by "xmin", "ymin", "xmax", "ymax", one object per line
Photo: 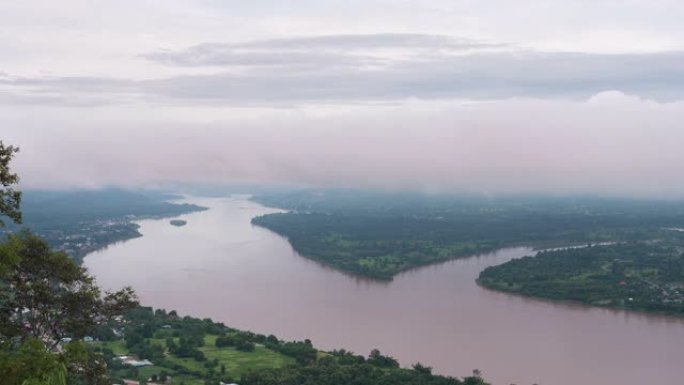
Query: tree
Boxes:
[
  {"xmin": 412, "ymin": 362, "xmax": 433, "ymax": 375},
  {"xmin": 62, "ymin": 340, "xmax": 110, "ymax": 385},
  {"xmin": 0, "ymin": 141, "xmax": 138, "ymax": 384},
  {"xmin": 0, "ymin": 141, "xmax": 21, "ymax": 226},
  {"xmin": 0, "ymin": 231, "xmax": 138, "ymax": 350},
  {"xmin": 367, "ymin": 348, "xmax": 399, "ymax": 368},
  {"xmin": 0, "ymin": 338, "xmax": 67, "ymax": 385}
]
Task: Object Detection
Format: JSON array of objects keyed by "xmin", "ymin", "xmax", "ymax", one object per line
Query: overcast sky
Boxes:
[{"xmin": 2, "ymin": 0, "xmax": 684, "ymax": 197}]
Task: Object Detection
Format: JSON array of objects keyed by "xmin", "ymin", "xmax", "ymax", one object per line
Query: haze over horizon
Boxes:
[{"xmin": 3, "ymin": 1, "xmax": 684, "ymax": 198}]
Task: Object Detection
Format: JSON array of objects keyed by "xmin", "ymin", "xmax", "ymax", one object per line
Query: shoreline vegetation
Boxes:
[
  {"xmin": 4, "ymin": 184, "xmax": 684, "ymax": 384},
  {"xmin": 251, "ymin": 210, "xmax": 501, "ymax": 280},
  {"xmin": 250, "ymin": 190, "xmax": 684, "ymax": 281},
  {"xmin": 96, "ymin": 307, "xmax": 489, "ymax": 385},
  {"xmin": 0, "ymin": 225, "xmax": 488, "ymax": 385},
  {"xmin": 170, "ymin": 219, "xmax": 188, "ymax": 227},
  {"xmin": 477, "ymin": 240, "xmax": 684, "ymax": 317},
  {"xmin": 250, "ymin": 190, "xmax": 684, "ymax": 318}
]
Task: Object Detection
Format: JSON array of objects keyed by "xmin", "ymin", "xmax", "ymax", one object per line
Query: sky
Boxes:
[{"xmin": 2, "ymin": 0, "xmax": 684, "ymax": 197}]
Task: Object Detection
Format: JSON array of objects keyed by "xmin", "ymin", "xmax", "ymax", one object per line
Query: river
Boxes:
[{"xmin": 84, "ymin": 196, "xmax": 684, "ymax": 385}]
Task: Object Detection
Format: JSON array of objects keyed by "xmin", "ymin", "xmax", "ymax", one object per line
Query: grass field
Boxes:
[{"xmin": 97, "ymin": 334, "xmax": 295, "ymax": 384}]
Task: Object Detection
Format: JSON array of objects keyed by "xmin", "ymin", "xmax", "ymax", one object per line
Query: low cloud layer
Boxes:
[
  {"xmin": 2, "ymin": 1, "xmax": 684, "ymax": 198},
  {"xmin": 2, "ymin": 35, "xmax": 684, "ymax": 106},
  {"xmin": 4, "ymin": 92, "xmax": 684, "ymax": 198},
  {"xmin": 145, "ymin": 34, "xmax": 502, "ymax": 67}
]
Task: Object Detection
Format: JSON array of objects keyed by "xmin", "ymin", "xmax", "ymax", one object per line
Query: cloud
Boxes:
[
  {"xmin": 147, "ymin": 49, "xmax": 381, "ymax": 68},
  {"xmin": 2, "ymin": 41, "xmax": 684, "ymax": 106},
  {"xmin": 144, "ymin": 34, "xmax": 502, "ymax": 67},
  {"xmin": 2, "ymin": 1, "xmax": 684, "ymax": 199},
  {"xmin": 232, "ymin": 34, "xmax": 502, "ymax": 50},
  {"xmin": 5, "ymin": 92, "xmax": 684, "ymax": 198},
  {"xmin": 0, "ymin": 0, "xmax": 684, "ymax": 197}
]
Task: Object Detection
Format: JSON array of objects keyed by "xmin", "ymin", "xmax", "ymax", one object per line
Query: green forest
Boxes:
[
  {"xmin": 252, "ymin": 189, "xmax": 684, "ymax": 279},
  {"xmin": 478, "ymin": 239, "xmax": 684, "ymax": 315}
]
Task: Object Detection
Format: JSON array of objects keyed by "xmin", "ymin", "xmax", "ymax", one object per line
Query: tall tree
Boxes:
[
  {"xmin": 0, "ymin": 141, "xmax": 21, "ymax": 226},
  {"xmin": 1, "ymin": 231, "xmax": 138, "ymax": 350},
  {"xmin": 0, "ymin": 141, "xmax": 138, "ymax": 385}
]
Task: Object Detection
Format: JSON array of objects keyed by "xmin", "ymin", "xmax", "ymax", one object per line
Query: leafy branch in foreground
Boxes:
[
  {"xmin": 0, "ymin": 141, "xmax": 21, "ymax": 227},
  {"xmin": 0, "ymin": 231, "xmax": 138, "ymax": 385}
]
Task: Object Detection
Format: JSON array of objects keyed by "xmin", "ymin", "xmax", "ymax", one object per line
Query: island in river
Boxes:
[{"xmin": 170, "ymin": 219, "xmax": 188, "ymax": 227}]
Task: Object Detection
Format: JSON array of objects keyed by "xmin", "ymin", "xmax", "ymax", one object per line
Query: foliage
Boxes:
[
  {"xmin": 0, "ymin": 231, "xmax": 138, "ymax": 349},
  {"xmin": 102, "ymin": 308, "xmax": 297, "ymax": 383},
  {"xmin": 62, "ymin": 340, "xmax": 110, "ymax": 385},
  {"xmin": 1, "ymin": 189, "xmax": 206, "ymax": 264},
  {"xmin": 0, "ymin": 339, "xmax": 66, "ymax": 385},
  {"xmin": 367, "ymin": 348, "xmax": 399, "ymax": 368},
  {"xmin": 0, "ymin": 141, "xmax": 21, "ymax": 227},
  {"xmin": 239, "ymin": 357, "xmax": 488, "ymax": 385},
  {"xmin": 0, "ymin": 230, "xmax": 138, "ymax": 384},
  {"xmin": 215, "ymin": 334, "xmax": 255, "ymax": 352},
  {"xmin": 101, "ymin": 307, "xmax": 486, "ymax": 384},
  {"xmin": 478, "ymin": 238, "xmax": 684, "ymax": 315},
  {"xmin": 252, "ymin": 189, "xmax": 684, "ymax": 279}
]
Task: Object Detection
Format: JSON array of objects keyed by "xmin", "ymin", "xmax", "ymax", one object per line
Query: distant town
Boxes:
[
  {"xmin": 37, "ymin": 217, "xmax": 143, "ymax": 262},
  {"xmin": 0, "ymin": 189, "xmax": 205, "ymax": 264}
]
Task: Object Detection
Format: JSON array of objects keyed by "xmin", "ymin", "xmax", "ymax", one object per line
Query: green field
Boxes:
[{"xmin": 97, "ymin": 334, "xmax": 295, "ymax": 384}]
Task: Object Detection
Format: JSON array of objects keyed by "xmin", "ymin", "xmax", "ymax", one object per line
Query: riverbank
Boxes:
[
  {"xmin": 249, "ymin": 190, "xmax": 675, "ymax": 280},
  {"xmin": 84, "ymin": 196, "xmax": 684, "ymax": 385},
  {"xmin": 478, "ymin": 241, "xmax": 684, "ymax": 318},
  {"xmin": 98, "ymin": 306, "xmax": 486, "ymax": 385}
]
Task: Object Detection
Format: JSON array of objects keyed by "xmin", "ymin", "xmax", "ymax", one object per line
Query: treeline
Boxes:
[
  {"xmin": 99, "ymin": 307, "xmax": 313, "ymax": 383},
  {"xmin": 478, "ymin": 239, "xmax": 684, "ymax": 315},
  {"xmin": 99, "ymin": 306, "xmax": 488, "ymax": 385},
  {"xmin": 251, "ymin": 189, "xmax": 684, "ymax": 279},
  {"xmin": 240, "ymin": 359, "xmax": 486, "ymax": 385}
]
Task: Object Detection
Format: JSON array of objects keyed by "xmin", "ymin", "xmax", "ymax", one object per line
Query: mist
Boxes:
[
  {"xmin": 3, "ymin": 1, "xmax": 684, "ymax": 199},
  {"xmin": 3, "ymin": 91, "xmax": 683, "ymax": 198}
]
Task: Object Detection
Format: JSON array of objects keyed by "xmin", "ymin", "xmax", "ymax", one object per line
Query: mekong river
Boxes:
[{"xmin": 85, "ymin": 196, "xmax": 684, "ymax": 385}]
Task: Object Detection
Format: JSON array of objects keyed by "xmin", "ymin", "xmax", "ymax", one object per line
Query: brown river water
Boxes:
[{"xmin": 84, "ymin": 196, "xmax": 684, "ymax": 385}]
